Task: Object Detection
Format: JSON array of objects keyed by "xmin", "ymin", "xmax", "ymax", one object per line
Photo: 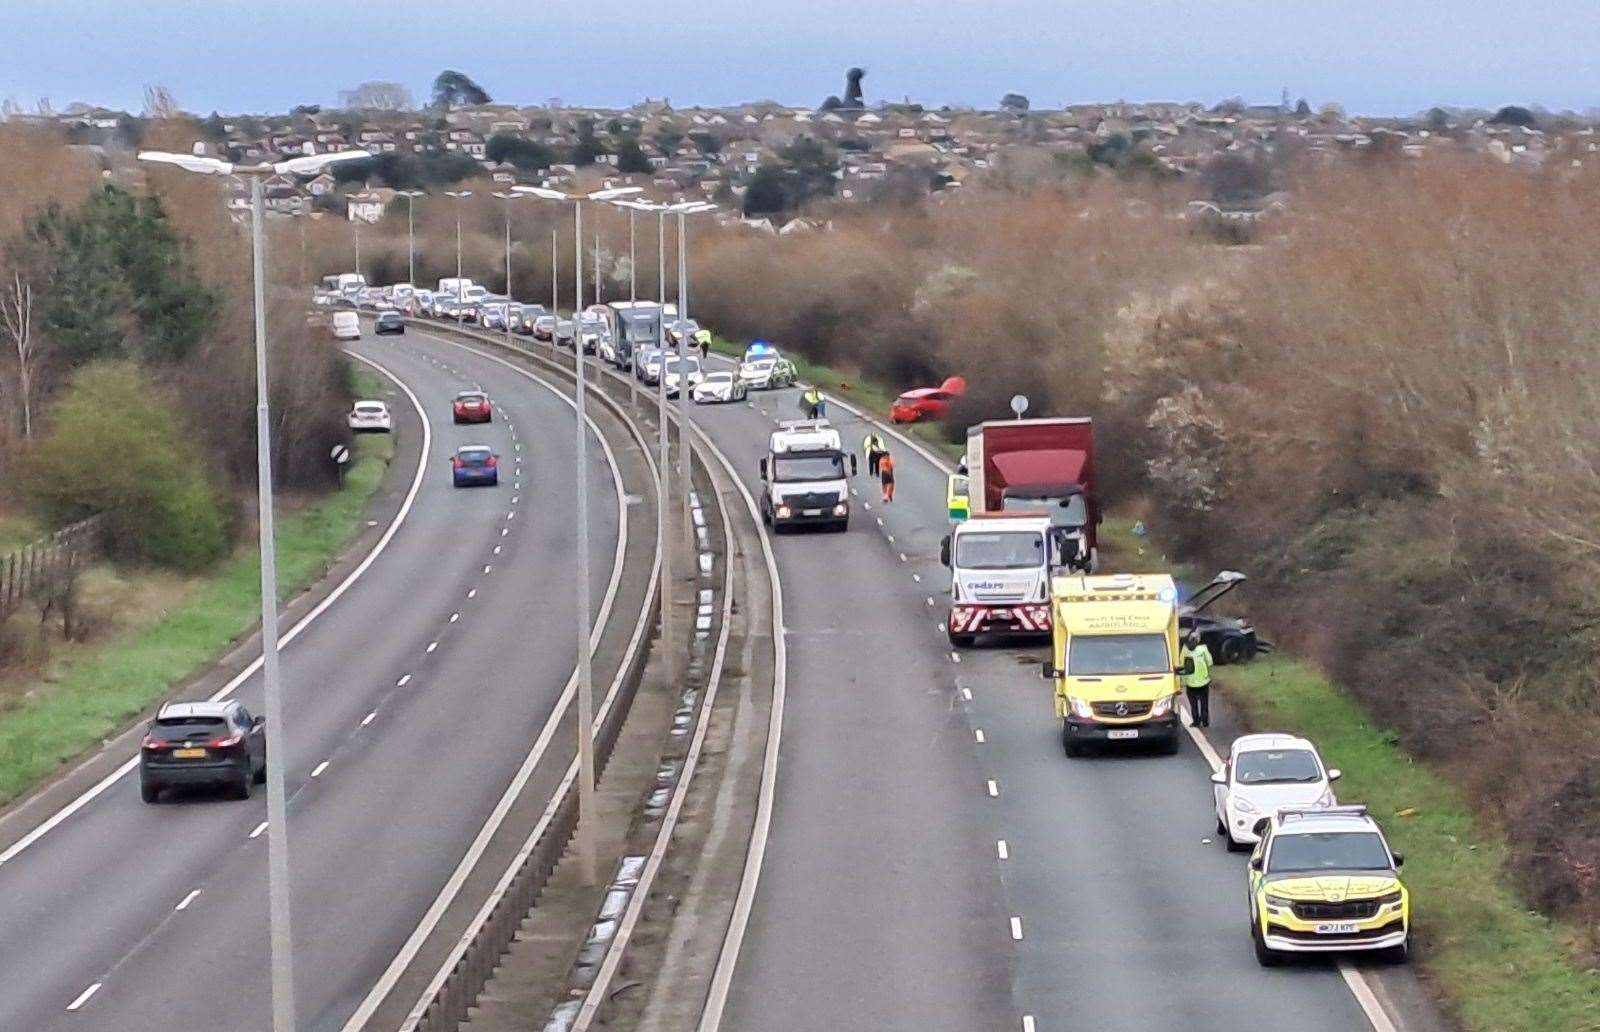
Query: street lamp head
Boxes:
[
  {"xmin": 444, "ymin": 190, "xmax": 473, "ymax": 199},
  {"xmin": 138, "ymin": 150, "xmax": 234, "ymax": 176},
  {"xmin": 587, "ymin": 186, "xmax": 644, "ymax": 201},
  {"xmin": 492, "ymin": 191, "xmax": 520, "ymax": 200},
  {"xmin": 398, "ymin": 189, "xmax": 426, "ymax": 197},
  {"xmin": 513, "ymin": 186, "xmax": 570, "ymax": 201},
  {"xmin": 273, "ymin": 149, "xmax": 371, "ymax": 176}
]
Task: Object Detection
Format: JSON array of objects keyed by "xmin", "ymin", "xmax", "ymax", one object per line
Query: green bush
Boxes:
[{"xmin": 24, "ymin": 362, "xmax": 228, "ymax": 571}]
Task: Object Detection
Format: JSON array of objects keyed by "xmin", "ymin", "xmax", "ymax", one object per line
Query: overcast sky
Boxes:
[{"xmin": 3, "ymin": 0, "xmax": 1596, "ymax": 116}]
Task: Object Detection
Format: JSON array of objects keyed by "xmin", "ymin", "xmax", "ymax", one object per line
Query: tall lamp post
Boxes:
[
  {"xmin": 397, "ymin": 189, "xmax": 425, "ymax": 287},
  {"xmin": 671, "ymin": 202, "xmax": 718, "ymax": 555},
  {"xmin": 444, "ymin": 189, "xmax": 473, "ymax": 327},
  {"xmin": 492, "ymin": 191, "xmax": 527, "ymax": 347},
  {"xmin": 511, "ymin": 184, "xmax": 640, "ymax": 886},
  {"xmin": 138, "ymin": 147, "xmax": 370, "ymax": 1032}
]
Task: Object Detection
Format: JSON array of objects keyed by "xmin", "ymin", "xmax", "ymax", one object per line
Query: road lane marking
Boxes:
[
  {"xmin": 887, "ymin": 534, "xmax": 895, "ymax": 543},
  {"xmin": 950, "ymin": 651, "xmax": 961, "ymax": 663},
  {"xmin": 912, "ymin": 573, "xmax": 921, "ymax": 582},
  {"xmin": 1340, "ymin": 963, "xmax": 1400, "ymax": 1032},
  {"xmin": 311, "ymin": 761, "xmax": 329, "ymax": 778},
  {"xmin": 926, "ymin": 597, "xmax": 935, "ymax": 606},
  {"xmin": 450, "ymin": 612, "xmax": 460, "ymax": 622},
  {"xmin": 483, "ymin": 564, "xmax": 493, "ymax": 574},
  {"xmin": 512, "ymin": 496, "xmax": 520, "ymax": 504},
  {"xmin": 501, "ymin": 527, "xmax": 509, "ymax": 536},
  {"xmin": 899, "ymin": 552, "xmax": 908, "ymax": 562},
  {"xmin": 467, "ymin": 588, "xmax": 477, "ymax": 598},
  {"xmin": 67, "ymin": 983, "xmax": 101, "ymax": 1011},
  {"xmin": 960, "ymin": 687, "xmax": 972, "ymax": 700},
  {"xmin": 987, "ymin": 779, "xmax": 999, "ymax": 797},
  {"xmin": 1023, "ymin": 1017, "xmax": 1036, "ymax": 1032},
  {"xmin": 975, "ymin": 729, "xmax": 986, "ymax": 743},
  {"xmin": 0, "ymin": 348, "xmax": 432, "ymax": 868},
  {"xmin": 175, "ymin": 889, "xmax": 201, "ymax": 911},
  {"xmin": 1010, "ymin": 917, "xmax": 1024, "ymax": 941},
  {"xmin": 997, "ymin": 839, "xmax": 1009, "ymax": 860},
  {"xmin": 936, "ymin": 623, "xmax": 945, "ymax": 633},
  {"xmin": 397, "ymin": 674, "xmax": 411, "ymax": 687},
  {"xmin": 249, "ymin": 821, "xmax": 268, "ymax": 839},
  {"xmin": 426, "ymin": 641, "xmax": 438, "ymax": 653},
  {"xmin": 493, "ymin": 546, "xmax": 502, "ymax": 555},
  {"xmin": 362, "ymin": 712, "xmax": 377, "ymax": 726}
]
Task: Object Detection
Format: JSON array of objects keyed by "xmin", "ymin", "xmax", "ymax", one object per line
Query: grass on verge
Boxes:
[
  {"xmin": 1225, "ymin": 657, "xmax": 1600, "ymax": 1032},
  {"xmin": 0, "ymin": 429, "xmax": 394, "ymax": 805}
]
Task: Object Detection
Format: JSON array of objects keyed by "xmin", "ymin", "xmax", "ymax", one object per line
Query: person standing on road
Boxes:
[
  {"xmin": 879, "ymin": 449, "xmax": 896, "ymax": 503},
  {"xmin": 862, "ymin": 432, "xmax": 887, "ymax": 477},
  {"xmin": 801, "ymin": 387, "xmax": 823, "ymax": 420},
  {"xmin": 695, "ymin": 328, "xmax": 712, "ymax": 361},
  {"xmin": 1181, "ymin": 631, "xmax": 1213, "ymax": 728}
]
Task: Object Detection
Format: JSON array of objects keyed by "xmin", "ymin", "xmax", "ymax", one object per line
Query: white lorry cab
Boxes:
[
  {"xmin": 437, "ymin": 277, "xmax": 475, "ymax": 298},
  {"xmin": 940, "ymin": 513, "xmax": 1054, "ymax": 646},
  {"xmin": 758, "ymin": 420, "xmax": 857, "ymax": 532}
]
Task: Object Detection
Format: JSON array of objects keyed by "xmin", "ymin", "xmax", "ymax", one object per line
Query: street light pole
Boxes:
[
  {"xmin": 445, "ymin": 189, "xmax": 472, "ymax": 328},
  {"xmin": 628, "ymin": 207, "xmax": 637, "ymax": 301},
  {"xmin": 493, "ymin": 191, "xmax": 524, "ymax": 348},
  {"xmin": 139, "ymin": 145, "xmax": 370, "ymax": 1032},
  {"xmin": 550, "ymin": 227, "xmax": 558, "ymax": 336},
  {"xmin": 511, "ymin": 183, "xmax": 640, "ymax": 888},
  {"xmin": 399, "ymin": 190, "xmax": 424, "ymax": 287}
]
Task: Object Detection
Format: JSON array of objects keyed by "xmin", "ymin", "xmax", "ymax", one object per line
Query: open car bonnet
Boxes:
[{"xmin": 1181, "ymin": 570, "xmax": 1248, "ymax": 615}]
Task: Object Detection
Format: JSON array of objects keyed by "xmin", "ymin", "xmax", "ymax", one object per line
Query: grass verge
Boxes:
[
  {"xmin": 0, "ymin": 425, "xmax": 395, "ymax": 806},
  {"xmin": 1224, "ymin": 657, "xmax": 1600, "ymax": 1032}
]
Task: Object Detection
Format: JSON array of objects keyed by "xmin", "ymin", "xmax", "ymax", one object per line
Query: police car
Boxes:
[
  {"xmin": 739, "ymin": 341, "xmax": 798, "ymax": 391},
  {"xmin": 758, "ymin": 420, "xmax": 857, "ymax": 532},
  {"xmin": 1248, "ymin": 805, "xmax": 1410, "ymax": 966}
]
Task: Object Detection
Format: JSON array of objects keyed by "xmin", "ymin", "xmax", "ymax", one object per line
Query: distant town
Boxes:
[{"xmin": 7, "ymin": 74, "xmax": 1593, "ymax": 231}]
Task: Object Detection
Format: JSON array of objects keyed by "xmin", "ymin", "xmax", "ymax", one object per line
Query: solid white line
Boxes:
[
  {"xmin": 997, "ymin": 839, "xmax": 1009, "ymax": 860},
  {"xmin": 987, "ymin": 779, "xmax": 999, "ymax": 797},
  {"xmin": 175, "ymin": 889, "xmax": 201, "ymax": 911},
  {"xmin": 1340, "ymin": 962, "xmax": 1400, "ymax": 1032},
  {"xmin": 0, "ymin": 349, "xmax": 431, "ymax": 868},
  {"xmin": 66, "ymin": 983, "xmax": 101, "ymax": 1011},
  {"xmin": 975, "ymin": 729, "xmax": 986, "ymax": 743},
  {"xmin": 426, "ymin": 641, "xmax": 438, "ymax": 653},
  {"xmin": 311, "ymin": 761, "xmax": 329, "ymax": 779},
  {"xmin": 1010, "ymin": 917, "xmax": 1024, "ymax": 941},
  {"xmin": 397, "ymin": 674, "xmax": 411, "ymax": 687},
  {"xmin": 361, "ymin": 712, "xmax": 376, "ymax": 727},
  {"xmin": 344, "ymin": 328, "xmax": 637, "ymax": 1032},
  {"xmin": 249, "ymin": 821, "xmax": 268, "ymax": 839}
]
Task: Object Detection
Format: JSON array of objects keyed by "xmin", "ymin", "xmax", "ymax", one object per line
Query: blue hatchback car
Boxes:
[{"xmin": 452, "ymin": 445, "xmax": 499, "ymax": 487}]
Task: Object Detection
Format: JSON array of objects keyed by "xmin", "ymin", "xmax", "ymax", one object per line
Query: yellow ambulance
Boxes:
[{"xmin": 1040, "ymin": 573, "xmax": 1185, "ymax": 756}]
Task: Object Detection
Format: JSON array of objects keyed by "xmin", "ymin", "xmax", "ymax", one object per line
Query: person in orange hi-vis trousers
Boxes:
[{"xmin": 879, "ymin": 450, "xmax": 896, "ymax": 503}]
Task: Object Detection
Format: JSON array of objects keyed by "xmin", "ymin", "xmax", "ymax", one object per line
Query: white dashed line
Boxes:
[
  {"xmin": 950, "ymin": 651, "xmax": 961, "ymax": 663},
  {"xmin": 876, "ymin": 517, "xmax": 884, "ymax": 526},
  {"xmin": 899, "ymin": 553, "xmax": 908, "ymax": 562},
  {"xmin": 175, "ymin": 889, "xmax": 201, "ymax": 911},
  {"xmin": 508, "ymin": 511, "xmax": 516, "ymax": 519},
  {"xmin": 501, "ymin": 528, "xmax": 509, "ymax": 537},
  {"xmin": 493, "ymin": 546, "xmax": 502, "ymax": 555},
  {"xmin": 511, "ymin": 496, "xmax": 520, "ymax": 504},
  {"xmin": 483, "ymin": 564, "xmax": 493, "ymax": 574},
  {"xmin": 249, "ymin": 821, "xmax": 268, "ymax": 839},
  {"xmin": 997, "ymin": 839, "xmax": 1009, "ymax": 860},
  {"xmin": 397, "ymin": 674, "xmax": 411, "ymax": 687},
  {"xmin": 1023, "ymin": 1016, "xmax": 1036, "ymax": 1032},
  {"xmin": 426, "ymin": 641, "xmax": 438, "ymax": 653},
  {"xmin": 450, "ymin": 612, "xmax": 460, "ymax": 623},
  {"xmin": 467, "ymin": 588, "xmax": 477, "ymax": 599},
  {"xmin": 926, "ymin": 597, "xmax": 935, "ymax": 607},
  {"xmin": 311, "ymin": 761, "xmax": 329, "ymax": 778},
  {"xmin": 960, "ymin": 687, "xmax": 972, "ymax": 701},
  {"xmin": 67, "ymin": 983, "xmax": 101, "ymax": 1012},
  {"xmin": 912, "ymin": 573, "xmax": 921, "ymax": 583},
  {"xmin": 887, "ymin": 534, "xmax": 895, "ymax": 544},
  {"xmin": 937, "ymin": 623, "xmax": 946, "ymax": 633},
  {"xmin": 986, "ymin": 779, "xmax": 999, "ymax": 797},
  {"xmin": 975, "ymin": 729, "xmax": 986, "ymax": 743},
  {"xmin": 1010, "ymin": 917, "xmax": 1024, "ymax": 941},
  {"xmin": 362, "ymin": 712, "xmax": 377, "ymax": 727}
]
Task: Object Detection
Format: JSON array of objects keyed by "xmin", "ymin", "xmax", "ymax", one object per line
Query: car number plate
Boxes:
[
  {"xmin": 992, "ymin": 608, "xmax": 1011, "ymax": 617},
  {"xmin": 1315, "ymin": 922, "xmax": 1360, "ymax": 935},
  {"xmin": 173, "ymin": 747, "xmax": 207, "ymax": 759},
  {"xmin": 802, "ymin": 508, "xmax": 823, "ymax": 516},
  {"xmin": 1106, "ymin": 729, "xmax": 1139, "ymax": 740}
]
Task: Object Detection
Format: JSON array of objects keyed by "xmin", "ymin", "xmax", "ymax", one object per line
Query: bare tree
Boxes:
[
  {"xmin": 141, "ymin": 83, "xmax": 179, "ymax": 120},
  {"xmin": 0, "ymin": 268, "xmax": 37, "ymax": 437},
  {"xmin": 340, "ymin": 82, "xmax": 414, "ymax": 112}
]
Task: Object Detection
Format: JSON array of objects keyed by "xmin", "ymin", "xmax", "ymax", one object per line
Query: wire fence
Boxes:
[{"xmin": 0, "ymin": 515, "xmax": 104, "ymax": 626}]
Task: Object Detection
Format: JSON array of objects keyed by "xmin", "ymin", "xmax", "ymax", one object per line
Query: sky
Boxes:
[{"xmin": 2, "ymin": 0, "xmax": 1596, "ymax": 117}]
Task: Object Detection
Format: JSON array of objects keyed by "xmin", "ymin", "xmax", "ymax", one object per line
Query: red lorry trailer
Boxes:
[{"xmin": 962, "ymin": 417, "xmax": 1099, "ymax": 571}]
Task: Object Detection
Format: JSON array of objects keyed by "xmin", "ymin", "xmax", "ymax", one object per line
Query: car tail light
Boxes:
[
  {"xmin": 141, "ymin": 735, "xmax": 171, "ymax": 751},
  {"xmin": 208, "ymin": 733, "xmax": 242, "ymax": 748},
  {"xmin": 486, "ymin": 456, "xmax": 498, "ymax": 468},
  {"xmin": 452, "ymin": 457, "xmax": 463, "ymax": 469}
]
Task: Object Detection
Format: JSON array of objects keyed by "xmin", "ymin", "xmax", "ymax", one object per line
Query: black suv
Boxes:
[{"xmin": 140, "ymin": 700, "xmax": 266, "ymax": 802}]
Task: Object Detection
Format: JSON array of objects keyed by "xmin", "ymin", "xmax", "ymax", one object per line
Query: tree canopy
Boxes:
[
  {"xmin": 432, "ymin": 70, "xmax": 492, "ymax": 109},
  {"xmin": 486, "ymin": 132, "xmax": 554, "ymax": 172},
  {"xmin": 1490, "ymin": 105, "xmax": 1537, "ymax": 127}
]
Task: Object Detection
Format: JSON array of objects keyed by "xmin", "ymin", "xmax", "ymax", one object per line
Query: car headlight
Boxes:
[
  {"xmin": 1264, "ymin": 893, "xmax": 1295, "ymax": 910},
  {"xmin": 1067, "ymin": 696, "xmax": 1094, "ymax": 719},
  {"xmin": 1149, "ymin": 693, "xmax": 1176, "ymax": 717},
  {"xmin": 831, "ymin": 502, "xmax": 848, "ymax": 516},
  {"xmin": 775, "ymin": 504, "xmax": 793, "ymax": 519},
  {"xmin": 1234, "ymin": 796, "xmax": 1259, "ymax": 815},
  {"xmin": 1376, "ymin": 890, "xmax": 1404, "ymax": 907},
  {"xmin": 1313, "ymin": 788, "xmax": 1336, "ymax": 808}
]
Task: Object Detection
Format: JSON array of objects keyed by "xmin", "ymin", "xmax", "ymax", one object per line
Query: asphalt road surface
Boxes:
[
  {"xmin": 0, "ymin": 324, "xmax": 627, "ymax": 1032},
  {"xmin": 686, "ymin": 360, "xmax": 1407, "ymax": 1032}
]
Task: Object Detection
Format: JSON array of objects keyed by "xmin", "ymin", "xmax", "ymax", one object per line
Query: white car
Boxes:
[
  {"xmin": 739, "ymin": 356, "xmax": 797, "ymax": 390},
  {"xmin": 664, "ymin": 356, "xmax": 705, "ymax": 397},
  {"xmin": 693, "ymin": 370, "xmax": 747, "ymax": 404},
  {"xmin": 347, "ymin": 400, "xmax": 392, "ymax": 433},
  {"xmin": 1212, "ymin": 733, "xmax": 1339, "ymax": 850},
  {"xmin": 331, "ymin": 311, "xmax": 361, "ymax": 340}
]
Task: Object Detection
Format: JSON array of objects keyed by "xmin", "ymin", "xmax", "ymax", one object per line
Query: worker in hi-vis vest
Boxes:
[{"xmin": 1181, "ymin": 632, "xmax": 1213, "ymax": 728}]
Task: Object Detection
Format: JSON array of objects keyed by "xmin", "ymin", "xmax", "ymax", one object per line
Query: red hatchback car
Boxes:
[
  {"xmin": 452, "ymin": 389, "xmax": 493, "ymax": 424},
  {"xmin": 890, "ymin": 376, "xmax": 967, "ymax": 423}
]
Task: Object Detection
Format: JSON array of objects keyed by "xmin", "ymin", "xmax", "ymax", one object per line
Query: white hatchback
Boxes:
[
  {"xmin": 347, "ymin": 400, "xmax": 392, "ymax": 433},
  {"xmin": 1212, "ymin": 733, "xmax": 1338, "ymax": 850}
]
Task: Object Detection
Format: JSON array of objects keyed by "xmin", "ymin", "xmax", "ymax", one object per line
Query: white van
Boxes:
[
  {"xmin": 331, "ymin": 311, "xmax": 361, "ymax": 340},
  {"xmin": 437, "ymin": 277, "xmax": 475, "ymax": 297}
]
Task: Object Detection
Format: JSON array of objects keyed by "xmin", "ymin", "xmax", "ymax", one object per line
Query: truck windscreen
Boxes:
[
  {"xmin": 772, "ymin": 454, "xmax": 845, "ymax": 481},
  {"xmin": 955, "ymin": 531, "xmax": 1044, "ymax": 570},
  {"xmin": 1003, "ymin": 493, "xmax": 1088, "ymax": 526},
  {"xmin": 1067, "ymin": 633, "xmax": 1170, "ymax": 676}
]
